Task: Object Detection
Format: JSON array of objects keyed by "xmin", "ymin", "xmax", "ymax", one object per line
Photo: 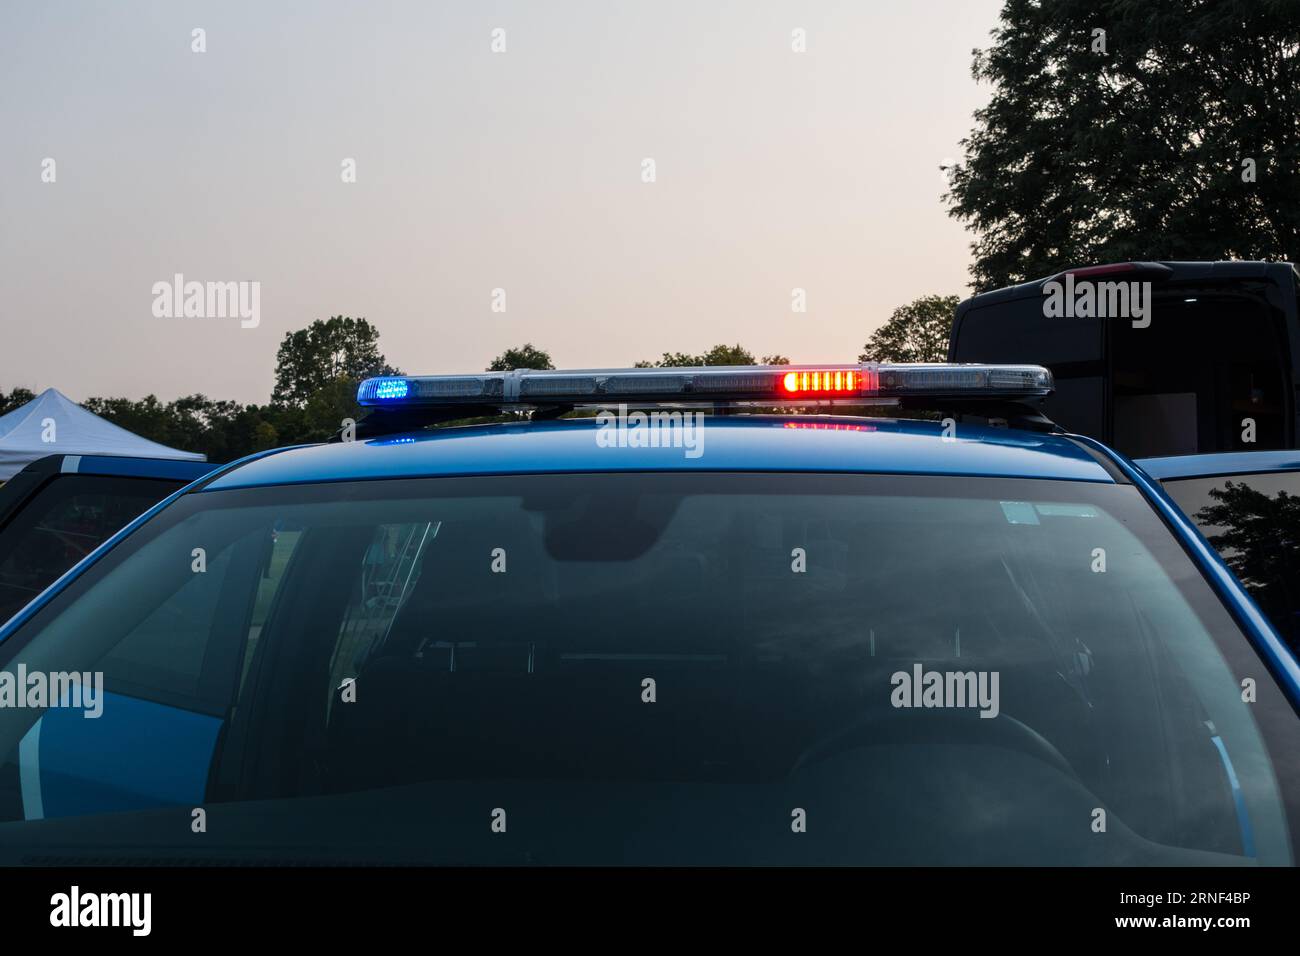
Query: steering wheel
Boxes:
[{"xmin": 791, "ymin": 705, "xmax": 1078, "ymax": 779}]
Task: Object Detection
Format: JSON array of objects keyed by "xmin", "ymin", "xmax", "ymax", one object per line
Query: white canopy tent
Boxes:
[{"xmin": 0, "ymin": 388, "xmax": 206, "ymax": 481}]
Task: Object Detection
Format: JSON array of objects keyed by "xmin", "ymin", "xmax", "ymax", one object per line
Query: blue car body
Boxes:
[
  {"xmin": 49, "ymin": 455, "xmax": 215, "ymax": 483},
  {"xmin": 2, "ymin": 418, "xmax": 1298, "ymax": 829}
]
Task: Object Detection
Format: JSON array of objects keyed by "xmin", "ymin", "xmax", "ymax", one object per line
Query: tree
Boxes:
[
  {"xmin": 1196, "ymin": 480, "xmax": 1300, "ymax": 648},
  {"xmin": 81, "ymin": 395, "xmax": 176, "ymax": 444},
  {"xmin": 946, "ymin": 0, "xmax": 1300, "ymax": 291},
  {"xmin": 301, "ymin": 376, "xmax": 367, "ymax": 443},
  {"xmin": 635, "ymin": 344, "xmax": 774, "ymax": 367},
  {"xmin": 0, "ymin": 387, "xmax": 36, "ymax": 416},
  {"xmin": 860, "ymin": 295, "xmax": 957, "ymax": 363},
  {"xmin": 82, "ymin": 393, "xmax": 281, "ymax": 462},
  {"xmin": 272, "ymin": 316, "xmax": 397, "ymax": 408},
  {"xmin": 487, "ymin": 344, "xmax": 555, "ymax": 371},
  {"xmin": 697, "ymin": 344, "xmax": 755, "ymax": 366}
]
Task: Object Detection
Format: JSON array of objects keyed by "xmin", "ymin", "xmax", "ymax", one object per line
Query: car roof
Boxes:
[
  {"xmin": 200, "ymin": 415, "xmax": 1116, "ymax": 491},
  {"xmin": 16, "ymin": 453, "xmax": 216, "ymax": 482},
  {"xmin": 6, "ymin": 455, "xmax": 213, "ymax": 486},
  {"xmin": 1135, "ymin": 450, "xmax": 1300, "ymax": 481}
]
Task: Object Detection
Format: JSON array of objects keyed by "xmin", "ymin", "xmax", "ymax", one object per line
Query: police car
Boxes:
[{"xmin": 0, "ymin": 363, "xmax": 1297, "ymax": 866}]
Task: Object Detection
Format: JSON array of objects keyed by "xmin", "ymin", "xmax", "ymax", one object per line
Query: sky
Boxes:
[{"xmin": 0, "ymin": 0, "xmax": 1006, "ymax": 406}]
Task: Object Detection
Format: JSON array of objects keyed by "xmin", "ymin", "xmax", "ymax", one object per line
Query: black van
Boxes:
[{"xmin": 948, "ymin": 261, "xmax": 1300, "ymax": 458}]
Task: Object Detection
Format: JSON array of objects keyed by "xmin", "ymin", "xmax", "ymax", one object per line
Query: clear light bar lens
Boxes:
[{"xmin": 356, "ymin": 363, "xmax": 1053, "ymax": 408}]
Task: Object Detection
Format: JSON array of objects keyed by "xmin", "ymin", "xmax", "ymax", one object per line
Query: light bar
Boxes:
[{"xmin": 357, "ymin": 363, "xmax": 1053, "ymax": 409}]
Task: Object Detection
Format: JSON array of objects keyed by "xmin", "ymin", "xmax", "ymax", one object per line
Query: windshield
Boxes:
[{"xmin": 0, "ymin": 472, "xmax": 1295, "ymax": 865}]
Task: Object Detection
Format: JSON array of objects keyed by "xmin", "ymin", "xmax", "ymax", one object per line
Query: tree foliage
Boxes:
[
  {"xmin": 272, "ymin": 316, "xmax": 397, "ymax": 408},
  {"xmin": 860, "ymin": 295, "xmax": 957, "ymax": 363},
  {"xmin": 635, "ymin": 344, "xmax": 789, "ymax": 367},
  {"xmin": 1197, "ymin": 480, "xmax": 1300, "ymax": 647},
  {"xmin": 0, "ymin": 387, "xmax": 36, "ymax": 417},
  {"xmin": 946, "ymin": 0, "xmax": 1300, "ymax": 291},
  {"xmin": 487, "ymin": 344, "xmax": 555, "ymax": 371},
  {"xmin": 81, "ymin": 394, "xmax": 282, "ymax": 462}
]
